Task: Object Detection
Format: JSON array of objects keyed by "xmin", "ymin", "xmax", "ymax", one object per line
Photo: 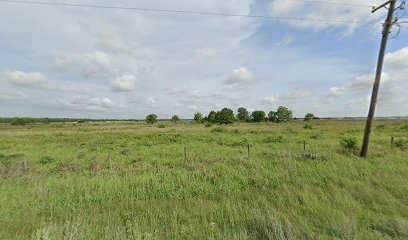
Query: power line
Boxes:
[
  {"xmin": 0, "ymin": 0, "xmax": 375, "ymax": 24},
  {"xmin": 290, "ymin": 0, "xmax": 373, "ymax": 8}
]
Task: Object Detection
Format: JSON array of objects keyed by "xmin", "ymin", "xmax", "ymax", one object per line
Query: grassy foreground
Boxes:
[{"xmin": 0, "ymin": 120, "xmax": 408, "ymax": 239}]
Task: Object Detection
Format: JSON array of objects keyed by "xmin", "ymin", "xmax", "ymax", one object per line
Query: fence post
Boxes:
[
  {"xmin": 108, "ymin": 152, "xmax": 113, "ymax": 170},
  {"xmin": 21, "ymin": 156, "xmax": 28, "ymax": 172},
  {"xmin": 184, "ymin": 146, "xmax": 187, "ymax": 162},
  {"xmin": 304, "ymin": 140, "xmax": 307, "ymax": 154},
  {"xmin": 391, "ymin": 136, "xmax": 394, "ymax": 149},
  {"xmin": 247, "ymin": 144, "xmax": 251, "ymax": 161}
]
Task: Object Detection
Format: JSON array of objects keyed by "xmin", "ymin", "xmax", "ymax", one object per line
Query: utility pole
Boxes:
[{"xmin": 360, "ymin": 0, "xmax": 398, "ymax": 158}]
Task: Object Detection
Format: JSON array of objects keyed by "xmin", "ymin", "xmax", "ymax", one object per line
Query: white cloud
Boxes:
[
  {"xmin": 51, "ymin": 96, "xmax": 123, "ymax": 112},
  {"xmin": 81, "ymin": 51, "xmax": 117, "ymax": 79},
  {"xmin": 275, "ymin": 33, "xmax": 294, "ymax": 46},
  {"xmin": 328, "ymin": 73, "xmax": 390, "ymax": 96},
  {"xmin": 329, "ymin": 46, "xmax": 408, "ymax": 97},
  {"xmin": 97, "ymin": 32, "xmax": 131, "ymax": 54},
  {"xmin": 6, "ymin": 71, "xmax": 87, "ymax": 93},
  {"xmin": 6, "ymin": 71, "xmax": 49, "ymax": 88},
  {"xmin": 223, "ymin": 67, "xmax": 256, "ymax": 85},
  {"xmin": 263, "ymin": 89, "xmax": 310, "ymax": 105},
  {"xmin": 268, "ymin": 0, "xmax": 385, "ymax": 35},
  {"xmin": 111, "ymin": 74, "xmax": 136, "ymax": 92},
  {"xmin": 263, "ymin": 96, "xmax": 276, "ymax": 104},
  {"xmin": 385, "ymin": 47, "xmax": 408, "ymax": 69},
  {"xmin": 0, "ymin": 89, "xmax": 27, "ymax": 102}
]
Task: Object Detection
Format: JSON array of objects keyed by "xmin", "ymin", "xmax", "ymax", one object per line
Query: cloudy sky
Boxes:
[{"xmin": 1, "ymin": 0, "xmax": 407, "ymax": 119}]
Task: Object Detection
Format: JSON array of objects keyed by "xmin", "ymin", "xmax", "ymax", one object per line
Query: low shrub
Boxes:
[
  {"xmin": 211, "ymin": 127, "xmax": 228, "ymax": 133},
  {"xmin": 265, "ymin": 136, "xmax": 284, "ymax": 143},
  {"xmin": 394, "ymin": 138, "xmax": 407, "ymax": 149},
  {"xmin": 303, "ymin": 124, "xmax": 313, "ymax": 130},
  {"xmin": 340, "ymin": 137, "xmax": 359, "ymax": 153},
  {"xmin": 157, "ymin": 124, "xmax": 165, "ymax": 128}
]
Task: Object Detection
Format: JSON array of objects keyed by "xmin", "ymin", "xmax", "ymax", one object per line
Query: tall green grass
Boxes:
[{"xmin": 0, "ymin": 120, "xmax": 407, "ymax": 239}]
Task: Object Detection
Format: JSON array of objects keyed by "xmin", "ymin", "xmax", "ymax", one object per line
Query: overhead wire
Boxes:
[{"xmin": 0, "ymin": 0, "xmax": 376, "ymax": 24}]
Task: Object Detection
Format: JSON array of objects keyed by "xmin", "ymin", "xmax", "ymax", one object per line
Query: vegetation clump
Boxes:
[
  {"xmin": 340, "ymin": 136, "xmax": 359, "ymax": 154},
  {"xmin": 145, "ymin": 114, "xmax": 158, "ymax": 124},
  {"xmin": 211, "ymin": 126, "xmax": 228, "ymax": 133},
  {"xmin": 171, "ymin": 115, "xmax": 180, "ymax": 122}
]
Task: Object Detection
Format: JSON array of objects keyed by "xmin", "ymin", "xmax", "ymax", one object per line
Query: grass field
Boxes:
[{"xmin": 1, "ymin": 120, "xmax": 408, "ymax": 239}]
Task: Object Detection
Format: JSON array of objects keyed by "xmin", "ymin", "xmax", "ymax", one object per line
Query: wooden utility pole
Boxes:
[{"xmin": 361, "ymin": 0, "xmax": 397, "ymax": 158}]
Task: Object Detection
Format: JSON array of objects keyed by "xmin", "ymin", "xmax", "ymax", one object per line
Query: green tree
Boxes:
[
  {"xmin": 237, "ymin": 107, "xmax": 250, "ymax": 122},
  {"xmin": 145, "ymin": 114, "xmax": 158, "ymax": 124},
  {"xmin": 304, "ymin": 113, "xmax": 315, "ymax": 121},
  {"xmin": 216, "ymin": 108, "xmax": 235, "ymax": 125},
  {"xmin": 194, "ymin": 112, "xmax": 203, "ymax": 123},
  {"xmin": 275, "ymin": 106, "xmax": 293, "ymax": 122},
  {"xmin": 171, "ymin": 115, "xmax": 180, "ymax": 122},
  {"xmin": 251, "ymin": 110, "xmax": 266, "ymax": 122},
  {"xmin": 207, "ymin": 111, "xmax": 217, "ymax": 123},
  {"xmin": 268, "ymin": 111, "xmax": 278, "ymax": 123},
  {"xmin": 11, "ymin": 118, "xmax": 26, "ymax": 126}
]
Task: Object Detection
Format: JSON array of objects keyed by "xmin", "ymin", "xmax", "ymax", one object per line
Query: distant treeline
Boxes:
[{"xmin": 0, "ymin": 118, "xmax": 138, "ymax": 125}]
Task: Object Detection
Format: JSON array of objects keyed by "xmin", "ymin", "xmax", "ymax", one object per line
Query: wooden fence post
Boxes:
[
  {"xmin": 108, "ymin": 152, "xmax": 113, "ymax": 170},
  {"xmin": 247, "ymin": 144, "xmax": 251, "ymax": 161},
  {"xmin": 184, "ymin": 146, "xmax": 187, "ymax": 162},
  {"xmin": 304, "ymin": 141, "xmax": 307, "ymax": 154},
  {"xmin": 391, "ymin": 136, "xmax": 394, "ymax": 149},
  {"xmin": 21, "ymin": 156, "xmax": 28, "ymax": 172}
]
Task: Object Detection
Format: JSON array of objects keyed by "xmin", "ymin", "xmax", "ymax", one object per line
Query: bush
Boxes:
[
  {"xmin": 171, "ymin": 115, "xmax": 180, "ymax": 122},
  {"xmin": 394, "ymin": 139, "xmax": 407, "ymax": 149},
  {"xmin": 11, "ymin": 118, "xmax": 26, "ymax": 126},
  {"xmin": 303, "ymin": 124, "xmax": 313, "ymax": 130},
  {"xmin": 205, "ymin": 123, "xmax": 213, "ymax": 128},
  {"xmin": 146, "ymin": 114, "xmax": 158, "ymax": 124},
  {"xmin": 157, "ymin": 124, "xmax": 165, "ymax": 128},
  {"xmin": 340, "ymin": 137, "xmax": 359, "ymax": 153},
  {"xmin": 265, "ymin": 136, "xmax": 284, "ymax": 143},
  {"xmin": 211, "ymin": 127, "xmax": 228, "ymax": 133}
]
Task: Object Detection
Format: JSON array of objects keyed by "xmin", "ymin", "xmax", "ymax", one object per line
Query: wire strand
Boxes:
[
  {"xmin": 289, "ymin": 0, "xmax": 373, "ymax": 8},
  {"xmin": 0, "ymin": 0, "xmax": 375, "ymax": 24}
]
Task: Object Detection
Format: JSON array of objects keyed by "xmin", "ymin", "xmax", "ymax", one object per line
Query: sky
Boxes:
[{"xmin": 0, "ymin": 0, "xmax": 407, "ymax": 119}]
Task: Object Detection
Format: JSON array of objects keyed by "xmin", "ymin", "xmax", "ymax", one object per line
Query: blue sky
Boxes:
[{"xmin": 0, "ymin": 0, "xmax": 407, "ymax": 119}]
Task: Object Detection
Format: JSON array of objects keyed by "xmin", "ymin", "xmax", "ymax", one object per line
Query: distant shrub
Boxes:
[
  {"xmin": 11, "ymin": 118, "xmax": 26, "ymax": 126},
  {"xmin": 231, "ymin": 129, "xmax": 240, "ymax": 134},
  {"xmin": 157, "ymin": 124, "xmax": 165, "ymax": 128},
  {"xmin": 400, "ymin": 125, "xmax": 408, "ymax": 130},
  {"xmin": 310, "ymin": 133, "xmax": 320, "ymax": 139},
  {"xmin": 39, "ymin": 156, "xmax": 54, "ymax": 165},
  {"xmin": 376, "ymin": 124, "xmax": 386, "ymax": 129},
  {"xmin": 265, "ymin": 136, "xmax": 284, "ymax": 143},
  {"xmin": 205, "ymin": 123, "xmax": 212, "ymax": 128},
  {"xmin": 394, "ymin": 139, "xmax": 407, "ymax": 149},
  {"xmin": 171, "ymin": 115, "xmax": 180, "ymax": 122},
  {"xmin": 145, "ymin": 114, "xmax": 158, "ymax": 124},
  {"xmin": 340, "ymin": 137, "xmax": 359, "ymax": 153},
  {"xmin": 211, "ymin": 127, "xmax": 228, "ymax": 133},
  {"xmin": 303, "ymin": 124, "xmax": 313, "ymax": 130}
]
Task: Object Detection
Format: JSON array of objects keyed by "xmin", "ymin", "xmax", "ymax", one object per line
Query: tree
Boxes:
[
  {"xmin": 171, "ymin": 115, "xmax": 180, "ymax": 122},
  {"xmin": 216, "ymin": 108, "xmax": 235, "ymax": 125},
  {"xmin": 275, "ymin": 106, "xmax": 293, "ymax": 122},
  {"xmin": 237, "ymin": 107, "xmax": 250, "ymax": 122},
  {"xmin": 268, "ymin": 111, "xmax": 278, "ymax": 123},
  {"xmin": 251, "ymin": 110, "xmax": 266, "ymax": 122},
  {"xmin": 207, "ymin": 111, "xmax": 217, "ymax": 123},
  {"xmin": 145, "ymin": 114, "xmax": 158, "ymax": 124},
  {"xmin": 304, "ymin": 113, "xmax": 315, "ymax": 121},
  {"xmin": 194, "ymin": 112, "xmax": 203, "ymax": 123}
]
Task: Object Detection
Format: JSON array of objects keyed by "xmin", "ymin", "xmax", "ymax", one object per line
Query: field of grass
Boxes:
[{"xmin": 1, "ymin": 120, "xmax": 408, "ymax": 239}]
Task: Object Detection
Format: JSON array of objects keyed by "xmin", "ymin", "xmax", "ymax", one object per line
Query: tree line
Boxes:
[{"xmin": 146, "ymin": 107, "xmax": 318, "ymax": 124}]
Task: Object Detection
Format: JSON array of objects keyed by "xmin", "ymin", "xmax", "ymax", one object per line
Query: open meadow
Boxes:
[{"xmin": 1, "ymin": 120, "xmax": 408, "ymax": 239}]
